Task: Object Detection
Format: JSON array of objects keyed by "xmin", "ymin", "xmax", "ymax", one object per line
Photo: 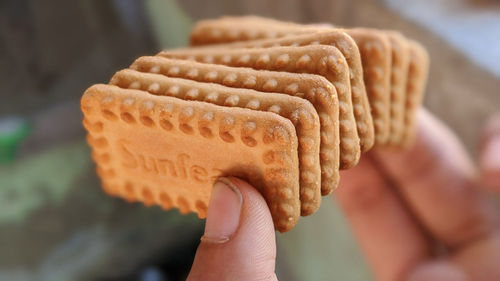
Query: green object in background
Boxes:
[
  {"xmin": 0, "ymin": 117, "xmax": 31, "ymax": 164},
  {"xmin": 144, "ymin": 0, "xmax": 192, "ymax": 48},
  {"xmin": 0, "ymin": 141, "xmax": 91, "ymax": 224}
]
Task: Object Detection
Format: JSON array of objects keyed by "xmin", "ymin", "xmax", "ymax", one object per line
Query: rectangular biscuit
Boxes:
[
  {"xmin": 159, "ymin": 45, "xmax": 361, "ymax": 169},
  {"xmin": 386, "ymin": 31, "xmax": 410, "ymax": 146},
  {"xmin": 190, "ymin": 16, "xmax": 305, "ymax": 45},
  {"xmin": 229, "ymin": 20, "xmax": 395, "ymax": 146},
  {"xmin": 188, "ymin": 17, "xmax": 377, "ymax": 151},
  {"xmin": 130, "ymin": 56, "xmax": 340, "ymax": 196},
  {"xmin": 109, "ymin": 69, "xmax": 323, "ymax": 216},
  {"xmin": 347, "ymin": 28, "xmax": 392, "ymax": 145},
  {"xmin": 402, "ymin": 41, "xmax": 429, "ymax": 147},
  {"xmin": 81, "ymin": 84, "xmax": 300, "ymax": 232}
]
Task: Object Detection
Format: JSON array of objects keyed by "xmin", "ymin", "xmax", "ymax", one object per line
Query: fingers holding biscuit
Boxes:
[
  {"xmin": 335, "ymin": 156, "xmax": 430, "ymax": 281},
  {"xmin": 188, "ymin": 177, "xmax": 277, "ymax": 281},
  {"xmin": 372, "ymin": 109, "xmax": 500, "ymax": 248}
]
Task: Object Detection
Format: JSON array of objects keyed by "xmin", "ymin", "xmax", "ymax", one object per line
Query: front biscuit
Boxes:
[{"xmin": 81, "ymin": 84, "xmax": 301, "ymax": 232}]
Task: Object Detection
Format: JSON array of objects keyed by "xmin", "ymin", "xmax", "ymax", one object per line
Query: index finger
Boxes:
[{"xmin": 372, "ymin": 109, "xmax": 500, "ymax": 248}]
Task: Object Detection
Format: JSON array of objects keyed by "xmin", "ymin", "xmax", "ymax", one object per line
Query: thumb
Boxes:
[{"xmin": 187, "ymin": 177, "xmax": 278, "ymax": 281}]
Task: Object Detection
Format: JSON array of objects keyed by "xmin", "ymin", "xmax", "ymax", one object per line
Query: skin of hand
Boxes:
[
  {"xmin": 186, "ymin": 176, "xmax": 278, "ymax": 281},
  {"xmin": 336, "ymin": 109, "xmax": 500, "ymax": 281},
  {"xmin": 186, "ymin": 109, "xmax": 500, "ymax": 281}
]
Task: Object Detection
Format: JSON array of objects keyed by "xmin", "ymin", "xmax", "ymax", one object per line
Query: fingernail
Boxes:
[{"xmin": 201, "ymin": 177, "xmax": 242, "ymax": 243}]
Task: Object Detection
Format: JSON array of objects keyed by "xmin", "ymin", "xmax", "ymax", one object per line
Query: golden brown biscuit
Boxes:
[
  {"xmin": 110, "ymin": 69, "xmax": 322, "ymax": 215},
  {"xmin": 191, "ymin": 18, "xmax": 392, "ymax": 146},
  {"xmin": 130, "ymin": 56, "xmax": 340, "ymax": 196},
  {"xmin": 402, "ymin": 41, "xmax": 429, "ymax": 147},
  {"xmin": 386, "ymin": 31, "xmax": 410, "ymax": 146},
  {"xmin": 159, "ymin": 45, "xmax": 361, "ymax": 169},
  {"xmin": 189, "ymin": 17, "xmax": 379, "ymax": 151},
  {"xmin": 82, "ymin": 84, "xmax": 300, "ymax": 232},
  {"xmin": 347, "ymin": 28, "xmax": 392, "ymax": 145},
  {"xmin": 190, "ymin": 16, "xmax": 315, "ymax": 44}
]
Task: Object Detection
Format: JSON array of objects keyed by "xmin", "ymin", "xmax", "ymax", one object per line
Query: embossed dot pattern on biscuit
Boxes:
[
  {"xmin": 160, "ymin": 45, "xmax": 361, "ymax": 170},
  {"xmin": 81, "ymin": 16, "xmax": 429, "ymax": 232},
  {"xmin": 82, "ymin": 85, "xmax": 300, "ymax": 232},
  {"xmin": 130, "ymin": 56, "xmax": 340, "ymax": 196},
  {"xmin": 110, "ymin": 69, "xmax": 322, "ymax": 216}
]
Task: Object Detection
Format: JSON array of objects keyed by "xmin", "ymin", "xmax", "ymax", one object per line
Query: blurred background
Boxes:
[{"xmin": 0, "ymin": 0, "xmax": 499, "ymax": 280}]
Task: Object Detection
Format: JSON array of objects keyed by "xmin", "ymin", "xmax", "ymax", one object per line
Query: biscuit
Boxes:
[
  {"xmin": 159, "ymin": 45, "xmax": 361, "ymax": 169},
  {"xmin": 187, "ymin": 29, "xmax": 375, "ymax": 153},
  {"xmin": 190, "ymin": 16, "xmax": 308, "ymax": 45},
  {"xmin": 130, "ymin": 56, "xmax": 340, "ymax": 196},
  {"xmin": 109, "ymin": 69, "xmax": 322, "ymax": 215},
  {"xmin": 190, "ymin": 16, "xmax": 396, "ymax": 149},
  {"xmin": 191, "ymin": 16, "xmax": 398, "ymax": 151},
  {"xmin": 347, "ymin": 28, "xmax": 392, "ymax": 145},
  {"xmin": 81, "ymin": 84, "xmax": 300, "ymax": 232},
  {"xmin": 402, "ymin": 41, "xmax": 429, "ymax": 147},
  {"xmin": 386, "ymin": 31, "xmax": 410, "ymax": 146}
]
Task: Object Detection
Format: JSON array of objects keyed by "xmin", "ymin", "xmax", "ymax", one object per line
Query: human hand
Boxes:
[
  {"xmin": 186, "ymin": 177, "xmax": 278, "ymax": 281},
  {"xmin": 186, "ymin": 109, "xmax": 500, "ymax": 281},
  {"xmin": 336, "ymin": 109, "xmax": 500, "ymax": 281}
]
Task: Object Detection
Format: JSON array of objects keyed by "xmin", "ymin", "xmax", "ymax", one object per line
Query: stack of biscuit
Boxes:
[{"xmin": 81, "ymin": 16, "xmax": 429, "ymax": 232}]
